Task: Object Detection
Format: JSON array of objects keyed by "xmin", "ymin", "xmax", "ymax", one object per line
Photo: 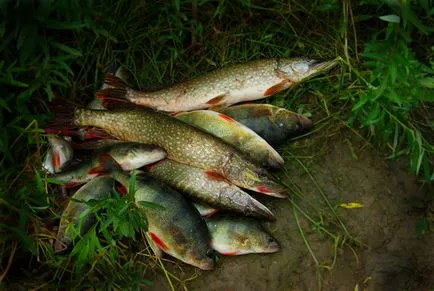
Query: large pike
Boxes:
[
  {"xmin": 174, "ymin": 110, "xmax": 284, "ymax": 169},
  {"xmin": 97, "ymin": 155, "xmax": 214, "ymax": 270},
  {"xmin": 96, "ymin": 58, "xmax": 337, "ymax": 112},
  {"xmin": 205, "ymin": 216, "xmax": 280, "ymax": 256},
  {"xmin": 145, "ymin": 159, "xmax": 276, "ymax": 219},
  {"xmin": 49, "ymin": 107, "xmax": 287, "ymax": 196},
  {"xmin": 219, "ymin": 104, "xmax": 313, "ymax": 145},
  {"xmin": 54, "ymin": 176, "xmax": 114, "ymax": 252}
]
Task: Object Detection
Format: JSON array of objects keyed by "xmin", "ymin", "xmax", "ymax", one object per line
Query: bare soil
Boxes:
[{"xmin": 146, "ymin": 127, "xmax": 434, "ymax": 291}]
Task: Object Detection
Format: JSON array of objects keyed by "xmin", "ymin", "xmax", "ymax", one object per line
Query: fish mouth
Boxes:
[
  {"xmin": 297, "ymin": 115, "xmax": 313, "ymax": 131},
  {"xmin": 309, "ymin": 59, "xmax": 339, "ymax": 72},
  {"xmin": 196, "ymin": 257, "xmax": 215, "ymax": 271},
  {"xmin": 264, "ymin": 240, "xmax": 281, "ymax": 253},
  {"xmin": 248, "ymin": 198, "xmax": 276, "ymax": 221}
]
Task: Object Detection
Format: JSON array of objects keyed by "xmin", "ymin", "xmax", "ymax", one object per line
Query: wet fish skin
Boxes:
[
  {"xmin": 51, "ymin": 142, "xmax": 166, "ymax": 187},
  {"xmin": 106, "ymin": 159, "xmax": 214, "ymax": 270},
  {"xmin": 72, "ymin": 108, "xmax": 287, "ymax": 197},
  {"xmin": 42, "ymin": 135, "xmax": 73, "ymax": 174},
  {"xmin": 219, "ymin": 104, "xmax": 313, "ymax": 145},
  {"xmin": 97, "ymin": 58, "xmax": 338, "ymax": 112},
  {"xmin": 54, "ymin": 176, "xmax": 114, "ymax": 252},
  {"xmin": 175, "ymin": 110, "xmax": 284, "ymax": 169},
  {"xmin": 145, "ymin": 159, "xmax": 276, "ymax": 220},
  {"xmin": 193, "ymin": 203, "xmax": 219, "ymax": 218},
  {"xmin": 205, "ymin": 216, "xmax": 280, "ymax": 256}
]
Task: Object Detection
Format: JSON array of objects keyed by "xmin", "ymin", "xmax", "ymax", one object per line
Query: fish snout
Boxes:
[
  {"xmin": 297, "ymin": 116, "xmax": 313, "ymax": 131},
  {"xmin": 308, "ymin": 59, "xmax": 338, "ymax": 72},
  {"xmin": 265, "ymin": 238, "xmax": 281, "ymax": 253},
  {"xmin": 197, "ymin": 256, "xmax": 216, "ymax": 271}
]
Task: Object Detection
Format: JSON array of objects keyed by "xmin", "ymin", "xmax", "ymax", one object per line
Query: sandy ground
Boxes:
[{"xmin": 145, "ymin": 127, "xmax": 434, "ymax": 291}]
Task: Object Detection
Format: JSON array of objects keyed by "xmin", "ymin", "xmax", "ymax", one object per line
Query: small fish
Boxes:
[
  {"xmin": 51, "ymin": 143, "xmax": 166, "ymax": 187},
  {"xmin": 54, "ymin": 176, "xmax": 114, "ymax": 252},
  {"xmin": 193, "ymin": 203, "xmax": 219, "ymax": 218},
  {"xmin": 219, "ymin": 104, "xmax": 313, "ymax": 145},
  {"xmin": 96, "ymin": 154, "xmax": 215, "ymax": 270},
  {"xmin": 96, "ymin": 58, "xmax": 338, "ymax": 112},
  {"xmin": 47, "ymin": 106, "xmax": 287, "ymax": 197},
  {"xmin": 174, "ymin": 110, "xmax": 284, "ymax": 169},
  {"xmin": 205, "ymin": 216, "xmax": 280, "ymax": 256},
  {"xmin": 145, "ymin": 159, "xmax": 276, "ymax": 219},
  {"xmin": 42, "ymin": 135, "xmax": 74, "ymax": 174}
]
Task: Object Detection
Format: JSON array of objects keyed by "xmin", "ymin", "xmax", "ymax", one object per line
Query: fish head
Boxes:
[
  {"xmin": 244, "ymin": 223, "xmax": 280, "ymax": 254},
  {"xmin": 277, "ymin": 58, "xmax": 338, "ymax": 82},
  {"xmin": 110, "ymin": 143, "xmax": 167, "ymax": 171},
  {"xmin": 189, "ymin": 248, "xmax": 216, "ymax": 270},
  {"xmin": 274, "ymin": 109, "xmax": 313, "ymax": 134}
]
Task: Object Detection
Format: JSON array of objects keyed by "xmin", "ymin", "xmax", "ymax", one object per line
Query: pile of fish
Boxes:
[{"xmin": 44, "ymin": 58, "xmax": 337, "ymax": 270}]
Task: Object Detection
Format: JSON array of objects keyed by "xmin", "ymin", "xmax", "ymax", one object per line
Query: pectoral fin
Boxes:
[
  {"xmin": 264, "ymin": 80, "xmax": 292, "ymax": 97},
  {"xmin": 145, "ymin": 232, "xmax": 163, "ymax": 257}
]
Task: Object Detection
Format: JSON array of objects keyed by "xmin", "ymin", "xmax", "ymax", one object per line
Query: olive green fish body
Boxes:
[
  {"xmin": 73, "ymin": 108, "xmax": 286, "ymax": 197},
  {"xmin": 175, "ymin": 110, "xmax": 284, "ymax": 169},
  {"xmin": 219, "ymin": 104, "xmax": 313, "ymax": 145},
  {"xmin": 55, "ymin": 176, "xmax": 114, "ymax": 252},
  {"xmin": 112, "ymin": 171, "xmax": 214, "ymax": 270},
  {"xmin": 205, "ymin": 216, "xmax": 280, "ymax": 255},
  {"xmin": 98, "ymin": 58, "xmax": 337, "ymax": 112},
  {"xmin": 53, "ymin": 142, "xmax": 166, "ymax": 187},
  {"xmin": 146, "ymin": 159, "xmax": 275, "ymax": 220}
]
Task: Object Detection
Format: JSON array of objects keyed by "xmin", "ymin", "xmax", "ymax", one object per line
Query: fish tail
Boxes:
[
  {"xmin": 45, "ymin": 98, "xmax": 81, "ymax": 133},
  {"xmin": 96, "ymin": 74, "xmax": 132, "ymax": 105}
]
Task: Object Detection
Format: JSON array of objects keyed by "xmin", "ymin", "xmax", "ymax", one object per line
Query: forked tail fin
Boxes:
[{"xmin": 96, "ymin": 74, "xmax": 131, "ymax": 104}]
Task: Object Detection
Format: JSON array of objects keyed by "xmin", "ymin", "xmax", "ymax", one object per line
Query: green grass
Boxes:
[{"xmin": 0, "ymin": 0, "xmax": 433, "ymax": 289}]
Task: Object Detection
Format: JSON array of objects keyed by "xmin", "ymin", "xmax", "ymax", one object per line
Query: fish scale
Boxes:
[
  {"xmin": 97, "ymin": 58, "xmax": 337, "ymax": 112},
  {"xmin": 72, "ymin": 108, "xmax": 286, "ymax": 196}
]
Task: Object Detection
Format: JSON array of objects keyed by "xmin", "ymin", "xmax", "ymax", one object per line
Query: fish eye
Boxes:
[
  {"xmin": 206, "ymin": 249, "xmax": 216, "ymax": 258},
  {"xmin": 296, "ymin": 121, "xmax": 302, "ymax": 130}
]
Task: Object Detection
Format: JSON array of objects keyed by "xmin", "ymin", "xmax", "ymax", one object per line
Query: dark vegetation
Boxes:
[{"xmin": 0, "ymin": 0, "xmax": 432, "ymax": 289}]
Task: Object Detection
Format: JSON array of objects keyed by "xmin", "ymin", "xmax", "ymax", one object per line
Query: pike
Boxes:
[
  {"xmin": 96, "ymin": 58, "xmax": 338, "ymax": 112},
  {"xmin": 219, "ymin": 104, "xmax": 313, "ymax": 145},
  {"xmin": 145, "ymin": 159, "xmax": 276, "ymax": 219},
  {"xmin": 54, "ymin": 176, "xmax": 114, "ymax": 252},
  {"xmin": 50, "ymin": 142, "xmax": 166, "ymax": 188},
  {"xmin": 95, "ymin": 154, "xmax": 215, "ymax": 270},
  {"xmin": 48, "ymin": 106, "xmax": 287, "ymax": 197},
  {"xmin": 174, "ymin": 110, "xmax": 284, "ymax": 169},
  {"xmin": 205, "ymin": 216, "xmax": 280, "ymax": 256}
]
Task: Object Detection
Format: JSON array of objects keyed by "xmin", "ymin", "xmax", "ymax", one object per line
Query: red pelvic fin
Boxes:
[
  {"xmin": 53, "ymin": 152, "xmax": 61, "ymax": 169},
  {"xmin": 206, "ymin": 94, "xmax": 225, "ymax": 105},
  {"xmin": 218, "ymin": 113, "xmax": 235, "ymax": 122},
  {"xmin": 117, "ymin": 185, "xmax": 127, "ymax": 196},
  {"xmin": 221, "ymin": 251, "xmax": 238, "ymax": 256},
  {"xmin": 204, "ymin": 171, "xmax": 227, "ymax": 182},
  {"xmin": 149, "ymin": 232, "xmax": 169, "ymax": 251},
  {"xmin": 264, "ymin": 80, "xmax": 292, "ymax": 97}
]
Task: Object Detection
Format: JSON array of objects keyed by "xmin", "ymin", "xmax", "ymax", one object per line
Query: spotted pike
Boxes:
[
  {"xmin": 219, "ymin": 104, "xmax": 313, "ymax": 145},
  {"xmin": 50, "ymin": 142, "xmax": 166, "ymax": 187},
  {"xmin": 174, "ymin": 110, "xmax": 284, "ymax": 169},
  {"xmin": 98, "ymin": 155, "xmax": 214, "ymax": 270},
  {"xmin": 50, "ymin": 107, "xmax": 287, "ymax": 196},
  {"xmin": 42, "ymin": 135, "xmax": 74, "ymax": 174},
  {"xmin": 205, "ymin": 216, "xmax": 280, "ymax": 256},
  {"xmin": 145, "ymin": 159, "xmax": 276, "ymax": 219},
  {"xmin": 54, "ymin": 176, "xmax": 114, "ymax": 252},
  {"xmin": 96, "ymin": 58, "xmax": 338, "ymax": 112}
]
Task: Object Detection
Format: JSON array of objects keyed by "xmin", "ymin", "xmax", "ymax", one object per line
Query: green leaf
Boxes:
[
  {"xmin": 137, "ymin": 201, "xmax": 165, "ymax": 211},
  {"xmin": 51, "ymin": 41, "xmax": 82, "ymax": 57},
  {"xmin": 379, "ymin": 14, "xmax": 400, "ymax": 23},
  {"xmin": 418, "ymin": 77, "xmax": 434, "ymax": 89}
]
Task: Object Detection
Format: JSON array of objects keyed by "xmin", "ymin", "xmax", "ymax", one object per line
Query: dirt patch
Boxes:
[{"xmin": 147, "ymin": 128, "xmax": 434, "ymax": 291}]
